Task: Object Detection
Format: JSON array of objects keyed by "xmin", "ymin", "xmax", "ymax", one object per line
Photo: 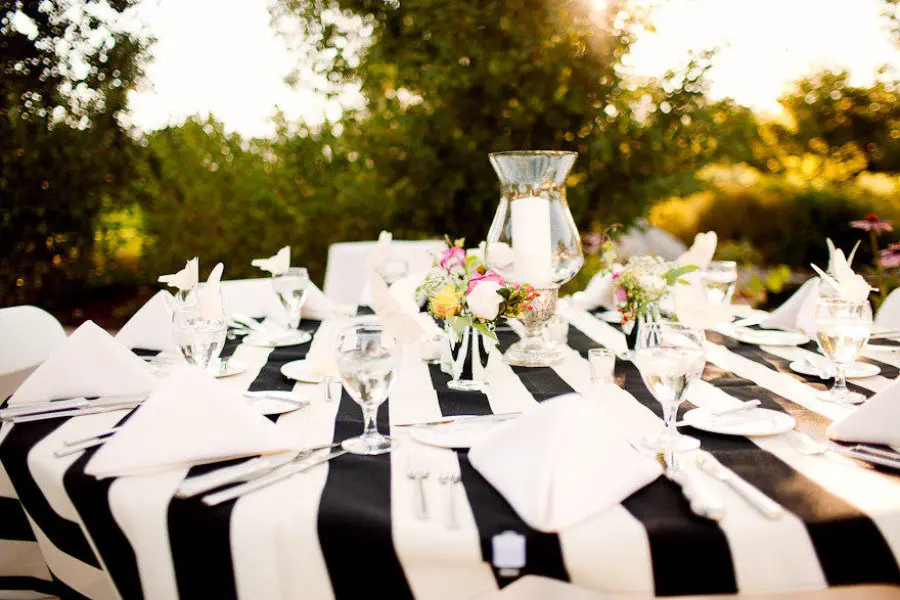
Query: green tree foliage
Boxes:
[
  {"xmin": 0, "ymin": 0, "xmax": 146, "ymax": 306},
  {"xmin": 272, "ymin": 0, "xmax": 760, "ymax": 244}
]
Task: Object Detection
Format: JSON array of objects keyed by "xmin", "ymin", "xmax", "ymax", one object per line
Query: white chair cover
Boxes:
[
  {"xmin": 221, "ymin": 278, "xmax": 281, "ymax": 319},
  {"xmin": 0, "ymin": 305, "xmax": 67, "ymax": 401},
  {"xmin": 323, "ymin": 239, "xmax": 446, "ymax": 305},
  {"xmin": 875, "ymin": 287, "xmax": 900, "ymax": 331}
]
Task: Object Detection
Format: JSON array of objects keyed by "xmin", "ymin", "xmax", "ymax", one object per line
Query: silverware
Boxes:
[
  {"xmin": 202, "ymin": 449, "xmax": 350, "ymax": 506},
  {"xmin": 0, "ymin": 394, "xmax": 146, "ymax": 420},
  {"xmin": 709, "ymin": 400, "xmax": 761, "ymax": 417},
  {"xmin": 230, "ymin": 314, "xmax": 266, "ymax": 333},
  {"xmin": 54, "ymin": 426, "xmax": 124, "ymax": 457},
  {"xmin": 696, "ymin": 451, "xmax": 784, "ymax": 519},
  {"xmin": 439, "ymin": 474, "xmax": 461, "ymax": 530},
  {"xmin": 218, "ymin": 357, "xmax": 229, "ymax": 376},
  {"xmin": 322, "ymin": 376, "xmax": 334, "ymax": 403},
  {"xmin": 5, "ymin": 399, "xmax": 145, "ymax": 423},
  {"xmin": 800, "ymin": 358, "xmax": 831, "ymax": 379},
  {"xmin": 176, "ymin": 442, "xmax": 342, "ymax": 499},
  {"xmin": 241, "ymin": 391, "xmax": 308, "ymax": 408},
  {"xmin": 397, "ymin": 413, "xmax": 522, "ymax": 429},
  {"xmin": 785, "ymin": 430, "xmax": 900, "ymax": 470},
  {"xmin": 407, "ymin": 455, "xmax": 429, "ymax": 520}
]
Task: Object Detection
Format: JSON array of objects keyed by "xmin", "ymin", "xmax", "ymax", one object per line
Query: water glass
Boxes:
[
  {"xmin": 588, "ymin": 348, "xmax": 615, "ymax": 384},
  {"xmin": 375, "ymin": 259, "xmax": 409, "ymax": 285},
  {"xmin": 633, "ymin": 320, "xmax": 706, "ymax": 453},
  {"xmin": 272, "ymin": 267, "xmax": 313, "ymax": 343},
  {"xmin": 702, "ymin": 261, "xmax": 738, "ymax": 305},
  {"xmin": 814, "ymin": 297, "xmax": 872, "ymax": 405},
  {"xmin": 546, "ymin": 314, "xmax": 569, "ymax": 345},
  {"xmin": 172, "ymin": 284, "xmax": 227, "ymax": 370},
  {"xmin": 335, "ymin": 323, "xmax": 402, "ymax": 455}
]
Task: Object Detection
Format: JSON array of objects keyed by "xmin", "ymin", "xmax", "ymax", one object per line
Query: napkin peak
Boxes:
[
  {"xmin": 159, "ymin": 257, "xmax": 199, "ymax": 292},
  {"xmin": 252, "ymin": 246, "xmax": 291, "ymax": 275},
  {"xmin": 115, "ymin": 290, "xmax": 176, "ymax": 351},
  {"xmin": 828, "ymin": 379, "xmax": 900, "ymax": 446},
  {"xmin": 369, "ymin": 273, "xmax": 426, "ymax": 344},
  {"xmin": 677, "ymin": 231, "xmax": 717, "ymax": 270}
]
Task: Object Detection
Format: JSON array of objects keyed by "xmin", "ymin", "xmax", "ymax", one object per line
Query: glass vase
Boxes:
[
  {"xmin": 485, "ymin": 151, "xmax": 584, "ymax": 367},
  {"xmin": 444, "ymin": 325, "xmax": 493, "ymax": 392}
]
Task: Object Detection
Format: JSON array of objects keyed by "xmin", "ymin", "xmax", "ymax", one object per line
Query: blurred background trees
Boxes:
[{"xmin": 3, "ymin": 0, "xmax": 900, "ymax": 322}]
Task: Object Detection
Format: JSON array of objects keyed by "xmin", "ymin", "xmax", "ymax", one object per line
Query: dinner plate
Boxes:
[
  {"xmin": 243, "ymin": 391, "xmax": 310, "ymax": 416},
  {"xmin": 731, "ymin": 327, "xmax": 810, "ymax": 347},
  {"xmin": 682, "ymin": 407, "xmax": 796, "ymax": 437},
  {"xmin": 243, "ymin": 330, "xmax": 312, "ymax": 348},
  {"xmin": 789, "ymin": 359, "xmax": 880, "ymax": 379},
  {"xmin": 209, "ymin": 358, "xmax": 247, "ymax": 378},
  {"xmin": 595, "ymin": 310, "xmax": 624, "ymax": 324},
  {"xmin": 280, "ymin": 360, "xmax": 339, "ymax": 384},
  {"xmin": 409, "ymin": 419, "xmax": 512, "ymax": 449}
]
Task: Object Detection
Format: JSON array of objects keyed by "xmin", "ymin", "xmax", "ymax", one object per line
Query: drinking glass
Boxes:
[
  {"xmin": 814, "ymin": 297, "xmax": 872, "ymax": 405},
  {"xmin": 173, "ymin": 284, "xmax": 228, "ymax": 370},
  {"xmin": 272, "ymin": 267, "xmax": 312, "ymax": 344},
  {"xmin": 633, "ymin": 321, "xmax": 706, "ymax": 452},
  {"xmin": 375, "ymin": 259, "xmax": 409, "ymax": 285},
  {"xmin": 335, "ymin": 323, "xmax": 402, "ymax": 455},
  {"xmin": 702, "ymin": 261, "xmax": 738, "ymax": 305},
  {"xmin": 588, "ymin": 348, "xmax": 615, "ymax": 384}
]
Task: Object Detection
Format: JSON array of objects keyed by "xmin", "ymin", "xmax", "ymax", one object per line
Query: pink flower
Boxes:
[
  {"xmin": 466, "ymin": 270, "xmax": 505, "ymax": 295},
  {"xmin": 881, "ymin": 242, "xmax": 900, "ymax": 269},
  {"xmin": 439, "ymin": 246, "xmax": 466, "ymax": 271},
  {"xmin": 583, "ymin": 233, "xmax": 602, "ymax": 255},
  {"xmin": 614, "ymin": 286, "xmax": 627, "ymax": 304},
  {"xmin": 851, "ymin": 213, "xmax": 894, "ymax": 234}
]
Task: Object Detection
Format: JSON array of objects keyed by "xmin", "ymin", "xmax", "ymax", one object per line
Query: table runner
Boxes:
[{"xmin": 1, "ymin": 311, "xmax": 900, "ymax": 599}]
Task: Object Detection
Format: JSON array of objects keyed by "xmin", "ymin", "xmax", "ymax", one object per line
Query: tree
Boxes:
[
  {"xmin": 0, "ymin": 0, "xmax": 147, "ymax": 306},
  {"xmin": 272, "ymin": 0, "xmax": 760, "ymax": 245}
]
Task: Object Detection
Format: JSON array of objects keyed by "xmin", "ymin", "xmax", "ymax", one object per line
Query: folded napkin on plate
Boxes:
[
  {"xmin": 759, "ymin": 278, "xmax": 820, "ymax": 335},
  {"xmin": 115, "ymin": 290, "xmax": 176, "ymax": 351},
  {"xmin": 828, "ymin": 379, "xmax": 900, "ymax": 446},
  {"xmin": 198, "ymin": 262, "xmax": 225, "ymax": 320},
  {"xmin": 812, "ymin": 238, "xmax": 876, "ymax": 305},
  {"xmin": 673, "ymin": 279, "xmax": 733, "ymax": 330},
  {"xmin": 85, "ymin": 367, "xmax": 296, "ymax": 478},
  {"xmin": 11, "ymin": 321, "xmax": 157, "ymax": 405},
  {"xmin": 570, "ymin": 269, "xmax": 619, "ymax": 312},
  {"xmin": 158, "ymin": 257, "xmax": 199, "ymax": 292},
  {"xmin": 676, "ymin": 231, "xmax": 717, "ymax": 270},
  {"xmin": 468, "ymin": 394, "xmax": 662, "ymax": 532},
  {"xmin": 370, "ymin": 274, "xmax": 426, "ymax": 344},
  {"xmin": 365, "ymin": 230, "xmax": 393, "ymax": 269},
  {"xmin": 251, "ymin": 246, "xmax": 291, "ymax": 276}
]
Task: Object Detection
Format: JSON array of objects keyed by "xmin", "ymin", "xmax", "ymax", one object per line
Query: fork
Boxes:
[
  {"xmin": 407, "ymin": 455, "xmax": 429, "ymax": 520},
  {"xmin": 785, "ymin": 430, "xmax": 900, "ymax": 470}
]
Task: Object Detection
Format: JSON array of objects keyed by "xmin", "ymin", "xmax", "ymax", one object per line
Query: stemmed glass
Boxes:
[
  {"xmin": 702, "ymin": 261, "xmax": 738, "ymax": 305},
  {"xmin": 375, "ymin": 259, "xmax": 409, "ymax": 285},
  {"xmin": 633, "ymin": 320, "xmax": 706, "ymax": 452},
  {"xmin": 172, "ymin": 284, "xmax": 228, "ymax": 371},
  {"xmin": 814, "ymin": 297, "xmax": 872, "ymax": 405},
  {"xmin": 335, "ymin": 323, "xmax": 402, "ymax": 455},
  {"xmin": 272, "ymin": 267, "xmax": 312, "ymax": 344}
]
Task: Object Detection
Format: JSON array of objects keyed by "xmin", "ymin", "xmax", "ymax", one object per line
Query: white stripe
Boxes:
[
  {"xmin": 26, "ymin": 518, "xmax": 114, "ymax": 600},
  {"xmin": 0, "ymin": 540, "xmax": 50, "ymax": 581},
  {"xmin": 389, "ymin": 350, "xmax": 498, "ymax": 600}
]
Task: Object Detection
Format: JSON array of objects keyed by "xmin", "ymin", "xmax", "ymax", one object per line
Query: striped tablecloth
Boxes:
[{"xmin": 2, "ymin": 309, "xmax": 900, "ymax": 599}]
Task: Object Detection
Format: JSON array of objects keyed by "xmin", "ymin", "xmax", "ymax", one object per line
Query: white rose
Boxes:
[
  {"xmin": 638, "ymin": 274, "xmax": 667, "ymax": 296},
  {"xmin": 485, "ymin": 242, "xmax": 515, "ymax": 270},
  {"xmin": 467, "ymin": 281, "xmax": 503, "ymax": 321}
]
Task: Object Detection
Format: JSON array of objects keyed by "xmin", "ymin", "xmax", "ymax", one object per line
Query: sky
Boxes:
[{"xmin": 124, "ymin": 0, "xmax": 900, "ymax": 138}]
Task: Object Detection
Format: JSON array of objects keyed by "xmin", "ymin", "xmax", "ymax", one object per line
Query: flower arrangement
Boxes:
[
  {"xmin": 609, "ymin": 255, "xmax": 696, "ymax": 325},
  {"xmin": 417, "ymin": 238, "xmax": 539, "ymax": 342}
]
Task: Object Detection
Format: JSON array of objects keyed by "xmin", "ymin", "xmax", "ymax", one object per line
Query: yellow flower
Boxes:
[{"xmin": 430, "ymin": 284, "xmax": 463, "ymax": 319}]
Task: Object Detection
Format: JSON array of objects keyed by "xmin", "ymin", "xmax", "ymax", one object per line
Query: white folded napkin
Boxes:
[
  {"xmin": 828, "ymin": 379, "xmax": 900, "ymax": 446},
  {"xmin": 570, "ymin": 269, "xmax": 618, "ymax": 312},
  {"xmin": 468, "ymin": 394, "xmax": 662, "ymax": 532},
  {"xmin": 158, "ymin": 257, "xmax": 199, "ymax": 292},
  {"xmin": 85, "ymin": 367, "xmax": 296, "ymax": 478},
  {"xmin": 813, "ymin": 238, "xmax": 875, "ymax": 305},
  {"xmin": 11, "ymin": 321, "xmax": 157, "ymax": 405},
  {"xmin": 115, "ymin": 291, "xmax": 176, "ymax": 351},
  {"xmin": 759, "ymin": 278, "xmax": 820, "ymax": 335},
  {"xmin": 677, "ymin": 231, "xmax": 717, "ymax": 269},
  {"xmin": 369, "ymin": 274, "xmax": 426, "ymax": 344},
  {"xmin": 673, "ymin": 280, "xmax": 733, "ymax": 330},
  {"xmin": 251, "ymin": 246, "xmax": 291, "ymax": 276},
  {"xmin": 198, "ymin": 263, "xmax": 225, "ymax": 320},
  {"xmin": 365, "ymin": 230, "xmax": 393, "ymax": 269}
]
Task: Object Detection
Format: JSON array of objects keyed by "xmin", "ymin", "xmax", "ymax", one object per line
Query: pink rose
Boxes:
[
  {"xmin": 466, "ymin": 270, "xmax": 505, "ymax": 295},
  {"xmin": 439, "ymin": 246, "xmax": 466, "ymax": 271},
  {"xmin": 614, "ymin": 286, "xmax": 627, "ymax": 304}
]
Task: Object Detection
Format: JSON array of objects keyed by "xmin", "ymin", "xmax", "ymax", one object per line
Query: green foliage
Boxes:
[{"xmin": 1, "ymin": 0, "xmax": 147, "ymax": 306}]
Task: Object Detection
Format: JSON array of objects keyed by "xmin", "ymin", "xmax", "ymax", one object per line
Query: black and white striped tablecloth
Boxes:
[{"xmin": 2, "ymin": 310, "xmax": 900, "ymax": 599}]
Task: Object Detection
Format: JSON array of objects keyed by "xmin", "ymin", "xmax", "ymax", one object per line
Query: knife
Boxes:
[
  {"xmin": 396, "ymin": 413, "xmax": 521, "ymax": 428},
  {"xmin": 696, "ymin": 451, "xmax": 784, "ymax": 519}
]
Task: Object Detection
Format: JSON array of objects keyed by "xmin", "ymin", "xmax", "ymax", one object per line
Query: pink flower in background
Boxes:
[
  {"xmin": 881, "ymin": 243, "xmax": 900, "ymax": 269},
  {"xmin": 439, "ymin": 246, "xmax": 466, "ymax": 271},
  {"xmin": 851, "ymin": 213, "xmax": 894, "ymax": 234},
  {"xmin": 583, "ymin": 232, "xmax": 602, "ymax": 255},
  {"xmin": 466, "ymin": 270, "xmax": 505, "ymax": 294},
  {"xmin": 614, "ymin": 286, "xmax": 627, "ymax": 304}
]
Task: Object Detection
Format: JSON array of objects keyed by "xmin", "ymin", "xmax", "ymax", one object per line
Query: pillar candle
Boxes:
[{"xmin": 511, "ymin": 196, "xmax": 553, "ymax": 287}]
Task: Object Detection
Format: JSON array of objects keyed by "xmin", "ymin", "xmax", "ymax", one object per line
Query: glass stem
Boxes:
[
  {"xmin": 832, "ymin": 364, "xmax": 849, "ymax": 400},
  {"xmin": 362, "ymin": 403, "xmax": 379, "ymax": 438},
  {"xmin": 662, "ymin": 402, "xmax": 679, "ymax": 440}
]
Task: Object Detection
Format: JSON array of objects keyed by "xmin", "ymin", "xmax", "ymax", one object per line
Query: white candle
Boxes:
[{"xmin": 511, "ymin": 195, "xmax": 553, "ymax": 287}]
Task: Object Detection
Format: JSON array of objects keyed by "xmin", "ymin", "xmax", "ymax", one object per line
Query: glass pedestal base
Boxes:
[
  {"xmin": 448, "ymin": 378, "xmax": 487, "ymax": 392},
  {"xmin": 503, "ymin": 340, "xmax": 565, "ymax": 367},
  {"xmin": 341, "ymin": 432, "xmax": 398, "ymax": 455}
]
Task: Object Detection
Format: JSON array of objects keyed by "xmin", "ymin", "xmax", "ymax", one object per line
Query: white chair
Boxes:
[
  {"xmin": 0, "ymin": 306, "xmax": 67, "ymax": 402},
  {"xmin": 323, "ymin": 239, "xmax": 446, "ymax": 305},
  {"xmin": 221, "ymin": 278, "xmax": 281, "ymax": 319},
  {"xmin": 875, "ymin": 287, "xmax": 900, "ymax": 331},
  {"xmin": 617, "ymin": 223, "xmax": 687, "ymax": 262}
]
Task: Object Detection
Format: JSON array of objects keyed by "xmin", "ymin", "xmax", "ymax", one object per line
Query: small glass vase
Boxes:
[
  {"xmin": 624, "ymin": 310, "xmax": 661, "ymax": 353},
  {"xmin": 443, "ymin": 326, "xmax": 493, "ymax": 392}
]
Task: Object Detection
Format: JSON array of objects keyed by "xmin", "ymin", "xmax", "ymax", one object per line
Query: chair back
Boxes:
[{"xmin": 0, "ymin": 306, "xmax": 67, "ymax": 400}]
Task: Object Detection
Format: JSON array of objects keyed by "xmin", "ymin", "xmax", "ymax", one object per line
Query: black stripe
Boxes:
[
  {"xmin": 495, "ymin": 330, "xmax": 575, "ymax": 401},
  {"xmin": 427, "ymin": 364, "xmax": 492, "ymax": 416},
  {"xmin": 0, "ymin": 575, "xmax": 57, "ymax": 596},
  {"xmin": 317, "ymin": 389, "xmax": 412, "ymax": 599},
  {"xmin": 167, "ymin": 320, "xmax": 321, "ymax": 600},
  {"xmin": 0, "ymin": 496, "xmax": 37, "ymax": 541},
  {"xmin": 0, "ymin": 420, "xmax": 100, "ymax": 567}
]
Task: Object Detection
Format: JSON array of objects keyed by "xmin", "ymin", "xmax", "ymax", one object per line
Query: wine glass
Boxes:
[
  {"xmin": 814, "ymin": 297, "xmax": 872, "ymax": 405},
  {"xmin": 335, "ymin": 323, "xmax": 402, "ymax": 455},
  {"xmin": 702, "ymin": 261, "xmax": 737, "ymax": 305},
  {"xmin": 272, "ymin": 267, "xmax": 312, "ymax": 344},
  {"xmin": 633, "ymin": 320, "xmax": 706, "ymax": 452},
  {"xmin": 172, "ymin": 284, "xmax": 228, "ymax": 371},
  {"xmin": 375, "ymin": 259, "xmax": 409, "ymax": 285}
]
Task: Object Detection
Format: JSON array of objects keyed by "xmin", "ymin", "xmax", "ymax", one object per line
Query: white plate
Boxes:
[
  {"xmin": 789, "ymin": 359, "xmax": 880, "ymax": 379},
  {"xmin": 243, "ymin": 391, "xmax": 310, "ymax": 415},
  {"xmin": 280, "ymin": 360, "xmax": 339, "ymax": 384},
  {"xmin": 732, "ymin": 316, "xmax": 764, "ymax": 328},
  {"xmin": 243, "ymin": 330, "xmax": 312, "ymax": 348},
  {"xmin": 732, "ymin": 327, "xmax": 810, "ymax": 347},
  {"xmin": 409, "ymin": 419, "xmax": 512, "ymax": 449},
  {"xmin": 209, "ymin": 358, "xmax": 247, "ymax": 378},
  {"xmin": 595, "ymin": 310, "xmax": 624, "ymax": 324},
  {"xmin": 682, "ymin": 407, "xmax": 796, "ymax": 437}
]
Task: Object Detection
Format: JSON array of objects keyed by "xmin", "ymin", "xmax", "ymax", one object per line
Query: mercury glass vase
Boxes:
[{"xmin": 485, "ymin": 151, "xmax": 584, "ymax": 367}]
